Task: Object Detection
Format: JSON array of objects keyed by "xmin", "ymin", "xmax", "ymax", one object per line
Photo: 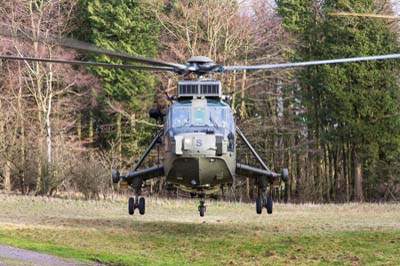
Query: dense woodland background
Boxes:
[{"xmin": 0, "ymin": 0, "xmax": 399, "ymax": 202}]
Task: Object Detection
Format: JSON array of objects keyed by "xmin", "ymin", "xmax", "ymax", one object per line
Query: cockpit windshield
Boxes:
[
  {"xmin": 208, "ymin": 107, "xmax": 227, "ymax": 128},
  {"xmin": 193, "ymin": 108, "xmax": 206, "ymax": 126},
  {"xmin": 172, "ymin": 108, "xmax": 191, "ymax": 128},
  {"xmin": 170, "ymin": 100, "xmax": 234, "ymax": 132}
]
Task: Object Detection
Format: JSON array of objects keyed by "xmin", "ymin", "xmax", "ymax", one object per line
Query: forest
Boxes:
[{"xmin": 0, "ymin": 0, "xmax": 399, "ymax": 203}]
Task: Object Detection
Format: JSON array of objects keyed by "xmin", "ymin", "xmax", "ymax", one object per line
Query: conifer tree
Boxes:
[
  {"xmin": 77, "ymin": 0, "xmax": 160, "ymax": 161},
  {"xmin": 277, "ymin": 0, "xmax": 400, "ymax": 201}
]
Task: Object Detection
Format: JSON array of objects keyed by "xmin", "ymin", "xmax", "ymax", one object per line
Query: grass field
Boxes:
[{"xmin": 0, "ymin": 194, "xmax": 399, "ymax": 266}]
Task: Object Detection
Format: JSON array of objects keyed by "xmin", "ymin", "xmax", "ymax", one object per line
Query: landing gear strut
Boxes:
[
  {"xmin": 198, "ymin": 196, "xmax": 206, "ymax": 217},
  {"xmin": 128, "ymin": 192, "xmax": 145, "ymax": 215},
  {"xmin": 256, "ymin": 189, "xmax": 273, "ymax": 215}
]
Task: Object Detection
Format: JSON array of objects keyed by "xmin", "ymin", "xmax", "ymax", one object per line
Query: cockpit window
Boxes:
[
  {"xmin": 208, "ymin": 107, "xmax": 226, "ymax": 128},
  {"xmin": 169, "ymin": 101, "xmax": 235, "ymax": 133},
  {"xmin": 193, "ymin": 108, "xmax": 206, "ymax": 126},
  {"xmin": 172, "ymin": 108, "xmax": 191, "ymax": 128}
]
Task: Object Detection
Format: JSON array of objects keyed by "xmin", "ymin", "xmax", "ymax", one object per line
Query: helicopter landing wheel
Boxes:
[
  {"xmin": 128, "ymin": 194, "xmax": 145, "ymax": 216},
  {"xmin": 198, "ymin": 200, "xmax": 206, "ymax": 217},
  {"xmin": 128, "ymin": 197, "xmax": 134, "ymax": 215},
  {"xmin": 256, "ymin": 196, "xmax": 262, "ymax": 214},
  {"xmin": 138, "ymin": 197, "xmax": 145, "ymax": 215},
  {"xmin": 266, "ymin": 196, "xmax": 273, "ymax": 214},
  {"xmin": 199, "ymin": 206, "xmax": 206, "ymax": 217}
]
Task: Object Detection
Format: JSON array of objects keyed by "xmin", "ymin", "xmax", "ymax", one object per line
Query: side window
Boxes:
[{"xmin": 227, "ymin": 109, "xmax": 234, "ymax": 133}]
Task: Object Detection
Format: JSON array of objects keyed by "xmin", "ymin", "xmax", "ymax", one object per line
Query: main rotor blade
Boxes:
[
  {"xmin": 0, "ymin": 23, "xmax": 187, "ymax": 70},
  {"xmin": 223, "ymin": 54, "xmax": 400, "ymax": 71},
  {"xmin": 329, "ymin": 12, "xmax": 398, "ymax": 19},
  {"xmin": 58, "ymin": 38, "xmax": 186, "ymax": 70},
  {"xmin": 0, "ymin": 54, "xmax": 177, "ymax": 72}
]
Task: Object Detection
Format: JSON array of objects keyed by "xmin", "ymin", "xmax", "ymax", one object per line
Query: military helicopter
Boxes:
[{"xmin": 1, "ymin": 26, "xmax": 400, "ymax": 217}]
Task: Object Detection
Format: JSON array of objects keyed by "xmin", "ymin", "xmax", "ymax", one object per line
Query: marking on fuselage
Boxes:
[{"xmin": 196, "ymin": 139, "xmax": 203, "ymax": 147}]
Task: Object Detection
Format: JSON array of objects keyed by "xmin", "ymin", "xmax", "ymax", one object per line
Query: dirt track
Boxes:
[{"xmin": 0, "ymin": 244, "xmax": 96, "ymax": 266}]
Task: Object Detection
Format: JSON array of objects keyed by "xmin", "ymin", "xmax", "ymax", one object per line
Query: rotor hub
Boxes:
[
  {"xmin": 187, "ymin": 56, "xmax": 213, "ymax": 64},
  {"xmin": 184, "ymin": 56, "xmax": 224, "ymax": 75}
]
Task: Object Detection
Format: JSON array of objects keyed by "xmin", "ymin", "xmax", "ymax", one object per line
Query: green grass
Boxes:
[{"xmin": 0, "ymin": 195, "xmax": 399, "ymax": 265}]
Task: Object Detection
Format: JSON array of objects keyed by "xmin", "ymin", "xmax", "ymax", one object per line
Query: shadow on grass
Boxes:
[{"xmin": 46, "ymin": 215, "xmax": 256, "ymax": 238}]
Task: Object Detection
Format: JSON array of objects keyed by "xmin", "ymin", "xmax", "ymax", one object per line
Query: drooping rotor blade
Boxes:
[
  {"xmin": 0, "ymin": 23, "xmax": 187, "ymax": 71},
  {"xmin": 57, "ymin": 38, "xmax": 186, "ymax": 70},
  {"xmin": 0, "ymin": 54, "xmax": 177, "ymax": 72},
  {"xmin": 223, "ymin": 54, "xmax": 400, "ymax": 71},
  {"xmin": 329, "ymin": 12, "xmax": 398, "ymax": 19}
]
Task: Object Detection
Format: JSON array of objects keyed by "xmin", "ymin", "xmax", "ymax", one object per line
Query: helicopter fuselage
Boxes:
[
  {"xmin": 163, "ymin": 97, "xmax": 236, "ymax": 194},
  {"xmin": 112, "ymin": 76, "xmax": 286, "ymax": 216}
]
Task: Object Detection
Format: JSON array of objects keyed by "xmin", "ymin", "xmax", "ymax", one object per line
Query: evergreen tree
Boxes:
[
  {"xmin": 85, "ymin": 0, "xmax": 159, "ymax": 105},
  {"xmin": 77, "ymin": 0, "xmax": 160, "ymax": 161},
  {"xmin": 277, "ymin": 0, "xmax": 400, "ymax": 201}
]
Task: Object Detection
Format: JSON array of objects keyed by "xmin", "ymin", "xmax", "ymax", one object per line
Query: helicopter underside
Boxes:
[{"xmin": 166, "ymin": 156, "xmax": 234, "ymax": 194}]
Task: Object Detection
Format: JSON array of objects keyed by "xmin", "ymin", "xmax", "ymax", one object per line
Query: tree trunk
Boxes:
[
  {"xmin": 324, "ymin": 144, "xmax": 330, "ymax": 202},
  {"xmin": 330, "ymin": 146, "xmax": 336, "ymax": 201},
  {"xmin": 353, "ymin": 147, "xmax": 364, "ymax": 202},
  {"xmin": 0, "ymin": 100, "xmax": 9, "ymax": 192},
  {"xmin": 313, "ymin": 87, "xmax": 323, "ymax": 202},
  {"xmin": 88, "ymin": 110, "xmax": 94, "ymax": 159},
  {"xmin": 240, "ymin": 68, "xmax": 247, "ymax": 119},
  {"xmin": 347, "ymin": 142, "xmax": 352, "ymax": 201},
  {"xmin": 117, "ymin": 112, "xmax": 122, "ymax": 165},
  {"xmin": 239, "ymin": 51, "xmax": 248, "ymax": 119},
  {"xmin": 246, "ymin": 177, "xmax": 250, "ymax": 200},
  {"xmin": 36, "ymin": 107, "xmax": 43, "ymax": 195},
  {"xmin": 45, "ymin": 69, "xmax": 53, "ymax": 167},
  {"xmin": 315, "ymin": 134, "xmax": 323, "ymax": 202},
  {"xmin": 77, "ymin": 114, "xmax": 82, "ymax": 142},
  {"xmin": 286, "ymin": 148, "xmax": 292, "ymax": 202},
  {"xmin": 30, "ymin": 0, "xmax": 43, "ymax": 195},
  {"xmin": 231, "ymin": 70, "xmax": 236, "ymax": 110},
  {"xmin": 3, "ymin": 160, "xmax": 11, "ymax": 192},
  {"xmin": 89, "ymin": 88, "xmax": 96, "ymax": 159},
  {"xmin": 130, "ymin": 113, "xmax": 138, "ymax": 156},
  {"xmin": 343, "ymin": 144, "xmax": 349, "ymax": 202},
  {"xmin": 18, "ymin": 84, "xmax": 26, "ymax": 195}
]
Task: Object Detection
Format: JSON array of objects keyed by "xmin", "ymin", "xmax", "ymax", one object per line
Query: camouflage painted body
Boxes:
[
  {"xmin": 115, "ymin": 79, "xmax": 286, "ymax": 201},
  {"xmin": 163, "ymin": 98, "xmax": 236, "ymax": 194}
]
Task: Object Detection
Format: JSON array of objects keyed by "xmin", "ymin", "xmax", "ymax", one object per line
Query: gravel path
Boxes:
[{"xmin": 0, "ymin": 244, "xmax": 96, "ymax": 266}]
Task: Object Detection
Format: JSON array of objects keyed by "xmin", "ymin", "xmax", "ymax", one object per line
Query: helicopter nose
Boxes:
[{"xmin": 172, "ymin": 134, "xmax": 228, "ymax": 157}]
